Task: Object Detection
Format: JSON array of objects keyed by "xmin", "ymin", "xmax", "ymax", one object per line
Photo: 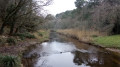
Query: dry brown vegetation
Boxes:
[
  {"xmin": 58, "ymin": 29, "xmax": 103, "ymax": 42},
  {"xmin": 33, "ymin": 30, "xmax": 50, "ymax": 41}
]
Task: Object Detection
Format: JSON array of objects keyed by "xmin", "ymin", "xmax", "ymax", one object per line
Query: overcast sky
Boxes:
[{"xmin": 44, "ymin": 0, "xmax": 76, "ymax": 15}]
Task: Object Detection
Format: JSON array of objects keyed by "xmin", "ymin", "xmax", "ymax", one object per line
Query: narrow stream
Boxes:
[{"xmin": 22, "ymin": 32, "xmax": 120, "ymax": 67}]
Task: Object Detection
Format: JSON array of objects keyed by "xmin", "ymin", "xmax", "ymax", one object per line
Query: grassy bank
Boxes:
[
  {"xmin": 33, "ymin": 30, "xmax": 49, "ymax": 42},
  {"xmin": 0, "ymin": 30, "xmax": 50, "ymax": 67},
  {"xmin": 57, "ymin": 29, "xmax": 120, "ymax": 49},
  {"xmin": 93, "ymin": 35, "xmax": 120, "ymax": 48}
]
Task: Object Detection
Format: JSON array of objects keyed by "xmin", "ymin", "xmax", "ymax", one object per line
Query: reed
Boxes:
[{"xmin": 58, "ymin": 29, "xmax": 102, "ymax": 42}]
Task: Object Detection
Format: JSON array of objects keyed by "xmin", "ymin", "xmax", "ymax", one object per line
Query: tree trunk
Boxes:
[
  {"xmin": 15, "ymin": 27, "xmax": 19, "ymax": 34},
  {"xmin": 9, "ymin": 23, "xmax": 15, "ymax": 35},
  {"xmin": 0, "ymin": 22, "xmax": 6, "ymax": 35}
]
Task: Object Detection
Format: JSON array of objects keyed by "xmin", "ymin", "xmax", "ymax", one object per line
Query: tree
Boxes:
[
  {"xmin": 75, "ymin": 0, "xmax": 86, "ymax": 9},
  {"xmin": 92, "ymin": 0, "xmax": 120, "ymax": 34},
  {"xmin": 0, "ymin": 0, "xmax": 52, "ymax": 35},
  {"xmin": 0, "ymin": 0, "xmax": 29, "ymax": 35},
  {"xmin": 87, "ymin": 0, "xmax": 101, "ymax": 8}
]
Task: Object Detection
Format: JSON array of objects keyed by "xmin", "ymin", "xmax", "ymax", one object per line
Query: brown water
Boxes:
[{"xmin": 22, "ymin": 32, "xmax": 120, "ymax": 67}]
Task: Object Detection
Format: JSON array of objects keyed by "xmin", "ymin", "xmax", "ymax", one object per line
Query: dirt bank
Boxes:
[
  {"xmin": 57, "ymin": 32, "xmax": 120, "ymax": 56},
  {"xmin": 0, "ymin": 39, "xmax": 48, "ymax": 55}
]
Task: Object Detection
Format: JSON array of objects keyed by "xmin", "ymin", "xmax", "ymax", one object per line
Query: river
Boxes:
[{"xmin": 22, "ymin": 31, "xmax": 120, "ymax": 67}]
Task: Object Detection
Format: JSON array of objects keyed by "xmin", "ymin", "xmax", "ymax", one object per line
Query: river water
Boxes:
[{"xmin": 22, "ymin": 32, "xmax": 120, "ymax": 67}]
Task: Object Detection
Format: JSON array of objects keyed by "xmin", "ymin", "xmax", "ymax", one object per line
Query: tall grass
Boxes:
[
  {"xmin": 58, "ymin": 29, "xmax": 102, "ymax": 42},
  {"xmin": 0, "ymin": 55, "xmax": 21, "ymax": 67},
  {"xmin": 33, "ymin": 30, "xmax": 49, "ymax": 41}
]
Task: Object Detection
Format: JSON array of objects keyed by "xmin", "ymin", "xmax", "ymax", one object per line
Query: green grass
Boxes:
[
  {"xmin": 93, "ymin": 35, "xmax": 120, "ymax": 48},
  {"xmin": 0, "ymin": 55, "xmax": 21, "ymax": 67},
  {"xmin": 38, "ymin": 31, "xmax": 49, "ymax": 41},
  {"xmin": 33, "ymin": 30, "xmax": 50, "ymax": 42}
]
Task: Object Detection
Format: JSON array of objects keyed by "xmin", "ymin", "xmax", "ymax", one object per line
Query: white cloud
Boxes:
[{"xmin": 44, "ymin": 0, "xmax": 76, "ymax": 15}]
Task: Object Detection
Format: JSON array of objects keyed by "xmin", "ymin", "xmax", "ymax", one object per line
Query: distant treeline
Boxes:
[{"xmin": 42, "ymin": 0, "xmax": 120, "ymax": 35}]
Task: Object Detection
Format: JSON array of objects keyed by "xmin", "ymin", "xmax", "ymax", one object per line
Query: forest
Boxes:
[
  {"xmin": 44, "ymin": 0, "xmax": 120, "ymax": 34},
  {"xmin": 41, "ymin": 0, "xmax": 120, "ymax": 48}
]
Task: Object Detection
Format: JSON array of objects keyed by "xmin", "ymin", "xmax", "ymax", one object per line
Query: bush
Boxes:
[
  {"xmin": 38, "ymin": 31, "xmax": 47, "ymax": 36},
  {"xmin": 0, "ymin": 55, "xmax": 21, "ymax": 67},
  {"xmin": 25, "ymin": 32, "xmax": 35, "ymax": 39},
  {"xmin": 38, "ymin": 32, "xmax": 43, "ymax": 36},
  {"xmin": 6, "ymin": 37, "xmax": 17, "ymax": 45},
  {"xmin": 14, "ymin": 32, "xmax": 35, "ymax": 40},
  {"xmin": 91, "ymin": 35, "xmax": 98, "ymax": 37},
  {"xmin": 0, "ymin": 36, "xmax": 7, "ymax": 46}
]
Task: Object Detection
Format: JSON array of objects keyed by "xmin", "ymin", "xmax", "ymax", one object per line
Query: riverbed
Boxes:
[{"xmin": 22, "ymin": 32, "xmax": 120, "ymax": 67}]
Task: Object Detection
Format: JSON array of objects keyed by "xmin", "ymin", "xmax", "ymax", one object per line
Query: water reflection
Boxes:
[
  {"xmin": 73, "ymin": 50, "xmax": 120, "ymax": 67},
  {"xmin": 22, "ymin": 32, "xmax": 120, "ymax": 67}
]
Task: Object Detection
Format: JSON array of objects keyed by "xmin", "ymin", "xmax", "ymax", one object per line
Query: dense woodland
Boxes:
[
  {"xmin": 0, "ymin": 0, "xmax": 52, "ymax": 35},
  {"xmin": 42, "ymin": 0, "xmax": 120, "ymax": 35},
  {"xmin": 1, "ymin": 0, "xmax": 120, "ymax": 35},
  {"xmin": 0, "ymin": 0, "xmax": 52, "ymax": 66}
]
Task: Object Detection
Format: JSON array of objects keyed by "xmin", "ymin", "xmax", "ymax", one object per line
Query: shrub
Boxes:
[
  {"xmin": 91, "ymin": 35, "xmax": 98, "ymax": 37},
  {"xmin": 38, "ymin": 31, "xmax": 47, "ymax": 36},
  {"xmin": 6, "ymin": 37, "xmax": 17, "ymax": 45},
  {"xmin": 38, "ymin": 32, "xmax": 43, "ymax": 36},
  {"xmin": 0, "ymin": 55, "xmax": 21, "ymax": 67},
  {"xmin": 25, "ymin": 32, "xmax": 35, "ymax": 39},
  {"xmin": 14, "ymin": 32, "xmax": 35, "ymax": 40},
  {"xmin": 0, "ymin": 36, "xmax": 7, "ymax": 46}
]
